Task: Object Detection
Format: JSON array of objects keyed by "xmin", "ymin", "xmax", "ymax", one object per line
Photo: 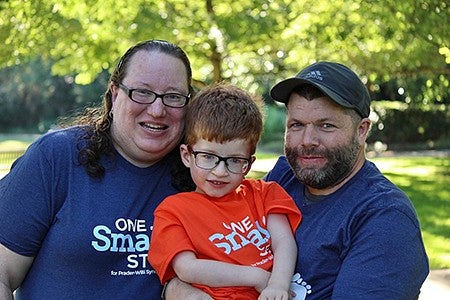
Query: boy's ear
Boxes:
[{"xmin": 179, "ymin": 144, "xmax": 191, "ymax": 168}]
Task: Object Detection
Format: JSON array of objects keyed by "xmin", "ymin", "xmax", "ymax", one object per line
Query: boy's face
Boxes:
[{"xmin": 180, "ymin": 139, "xmax": 253, "ymax": 198}]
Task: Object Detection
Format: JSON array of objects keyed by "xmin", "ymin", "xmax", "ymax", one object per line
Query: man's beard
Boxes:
[{"xmin": 285, "ymin": 136, "xmax": 360, "ymax": 189}]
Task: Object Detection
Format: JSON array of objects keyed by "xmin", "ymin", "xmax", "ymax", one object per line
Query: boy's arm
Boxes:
[
  {"xmin": 259, "ymin": 213, "xmax": 297, "ymax": 300},
  {"xmin": 172, "ymin": 251, "xmax": 270, "ymax": 292}
]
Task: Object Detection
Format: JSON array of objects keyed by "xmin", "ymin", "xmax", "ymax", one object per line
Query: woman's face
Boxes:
[{"xmin": 110, "ymin": 50, "xmax": 189, "ymax": 167}]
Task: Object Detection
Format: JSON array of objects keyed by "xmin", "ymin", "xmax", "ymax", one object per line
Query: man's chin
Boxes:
[{"xmin": 297, "ymin": 164, "xmax": 326, "ymax": 175}]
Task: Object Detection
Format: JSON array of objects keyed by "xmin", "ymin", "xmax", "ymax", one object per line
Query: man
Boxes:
[
  {"xmin": 265, "ymin": 61, "xmax": 429, "ymax": 299},
  {"xmin": 165, "ymin": 62, "xmax": 429, "ymax": 299}
]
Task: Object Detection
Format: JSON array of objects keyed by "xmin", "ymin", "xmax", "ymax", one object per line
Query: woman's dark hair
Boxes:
[{"xmin": 67, "ymin": 39, "xmax": 195, "ymax": 191}]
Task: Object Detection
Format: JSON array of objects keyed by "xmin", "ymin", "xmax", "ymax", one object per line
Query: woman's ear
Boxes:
[
  {"xmin": 110, "ymin": 82, "xmax": 119, "ymax": 105},
  {"xmin": 179, "ymin": 144, "xmax": 191, "ymax": 168}
]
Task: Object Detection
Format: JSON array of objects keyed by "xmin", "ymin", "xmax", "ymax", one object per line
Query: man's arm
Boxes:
[
  {"xmin": 0, "ymin": 243, "xmax": 34, "ymax": 299},
  {"xmin": 259, "ymin": 213, "xmax": 297, "ymax": 299}
]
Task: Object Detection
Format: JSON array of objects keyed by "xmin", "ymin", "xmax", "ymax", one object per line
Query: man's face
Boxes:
[{"xmin": 284, "ymin": 93, "xmax": 363, "ymax": 191}]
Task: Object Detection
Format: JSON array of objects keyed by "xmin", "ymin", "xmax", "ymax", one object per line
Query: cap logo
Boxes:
[{"xmin": 303, "ymin": 70, "xmax": 323, "ymax": 81}]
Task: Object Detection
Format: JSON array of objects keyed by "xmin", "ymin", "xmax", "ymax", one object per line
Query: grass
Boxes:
[
  {"xmin": 0, "ymin": 140, "xmax": 30, "ymax": 151},
  {"xmin": 0, "ymin": 133, "xmax": 39, "ymax": 145},
  {"xmin": 0, "ymin": 135, "xmax": 448, "ymax": 269},
  {"xmin": 0, "ymin": 134, "xmax": 37, "ymax": 168}
]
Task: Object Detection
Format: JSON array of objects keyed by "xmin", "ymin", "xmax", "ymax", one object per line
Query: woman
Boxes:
[{"xmin": 0, "ymin": 39, "xmax": 195, "ymax": 299}]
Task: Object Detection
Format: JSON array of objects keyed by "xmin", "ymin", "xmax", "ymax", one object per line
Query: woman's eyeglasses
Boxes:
[{"xmin": 119, "ymin": 83, "xmax": 190, "ymax": 108}]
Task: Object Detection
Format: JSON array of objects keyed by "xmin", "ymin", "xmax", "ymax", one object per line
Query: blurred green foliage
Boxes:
[
  {"xmin": 0, "ymin": 0, "xmax": 448, "ymax": 148},
  {"xmin": 0, "ymin": 0, "xmax": 448, "ymax": 98}
]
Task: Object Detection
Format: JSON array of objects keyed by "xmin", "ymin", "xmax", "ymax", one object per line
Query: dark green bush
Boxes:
[
  {"xmin": 368, "ymin": 102, "xmax": 450, "ymax": 150},
  {"xmin": 260, "ymin": 105, "xmax": 285, "ymax": 153}
]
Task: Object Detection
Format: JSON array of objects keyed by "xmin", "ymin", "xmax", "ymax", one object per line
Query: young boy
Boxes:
[{"xmin": 148, "ymin": 83, "xmax": 301, "ymax": 299}]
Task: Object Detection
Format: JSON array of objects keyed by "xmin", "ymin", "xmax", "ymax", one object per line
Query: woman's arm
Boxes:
[
  {"xmin": 0, "ymin": 243, "xmax": 34, "ymax": 300},
  {"xmin": 172, "ymin": 251, "xmax": 270, "ymax": 292},
  {"xmin": 259, "ymin": 213, "xmax": 297, "ymax": 300}
]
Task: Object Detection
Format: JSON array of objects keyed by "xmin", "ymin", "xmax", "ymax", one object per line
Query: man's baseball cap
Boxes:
[{"xmin": 270, "ymin": 61, "xmax": 371, "ymax": 118}]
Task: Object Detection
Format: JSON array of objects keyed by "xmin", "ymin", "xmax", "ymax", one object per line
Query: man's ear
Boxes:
[
  {"xmin": 179, "ymin": 144, "xmax": 191, "ymax": 168},
  {"xmin": 358, "ymin": 117, "xmax": 372, "ymax": 143}
]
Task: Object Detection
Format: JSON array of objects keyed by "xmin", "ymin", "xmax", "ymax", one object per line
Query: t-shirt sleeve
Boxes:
[
  {"xmin": 261, "ymin": 180, "xmax": 302, "ymax": 232},
  {"xmin": 331, "ymin": 206, "xmax": 429, "ymax": 299},
  {"xmin": 0, "ymin": 139, "xmax": 58, "ymax": 256},
  {"xmin": 148, "ymin": 196, "xmax": 197, "ymax": 284}
]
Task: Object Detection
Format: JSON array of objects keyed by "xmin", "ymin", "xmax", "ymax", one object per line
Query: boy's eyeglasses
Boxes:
[
  {"xmin": 189, "ymin": 147, "xmax": 251, "ymax": 174},
  {"xmin": 119, "ymin": 83, "xmax": 190, "ymax": 108}
]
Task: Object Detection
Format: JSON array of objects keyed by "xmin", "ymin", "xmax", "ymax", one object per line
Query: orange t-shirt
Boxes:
[{"xmin": 148, "ymin": 179, "xmax": 301, "ymax": 299}]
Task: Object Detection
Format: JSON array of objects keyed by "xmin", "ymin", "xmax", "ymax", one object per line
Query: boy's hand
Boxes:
[
  {"xmin": 253, "ymin": 268, "xmax": 271, "ymax": 293},
  {"xmin": 258, "ymin": 285, "xmax": 290, "ymax": 300}
]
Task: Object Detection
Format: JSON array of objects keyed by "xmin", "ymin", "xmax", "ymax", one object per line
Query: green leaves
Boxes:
[{"xmin": 0, "ymin": 0, "xmax": 447, "ymax": 102}]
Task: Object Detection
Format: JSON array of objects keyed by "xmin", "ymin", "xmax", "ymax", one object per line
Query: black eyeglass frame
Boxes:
[
  {"xmin": 189, "ymin": 147, "xmax": 252, "ymax": 174},
  {"xmin": 118, "ymin": 83, "xmax": 190, "ymax": 108}
]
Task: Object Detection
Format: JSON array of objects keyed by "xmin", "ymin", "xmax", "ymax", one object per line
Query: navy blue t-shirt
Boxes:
[
  {"xmin": 265, "ymin": 156, "xmax": 429, "ymax": 300},
  {"xmin": 0, "ymin": 127, "xmax": 177, "ymax": 299}
]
